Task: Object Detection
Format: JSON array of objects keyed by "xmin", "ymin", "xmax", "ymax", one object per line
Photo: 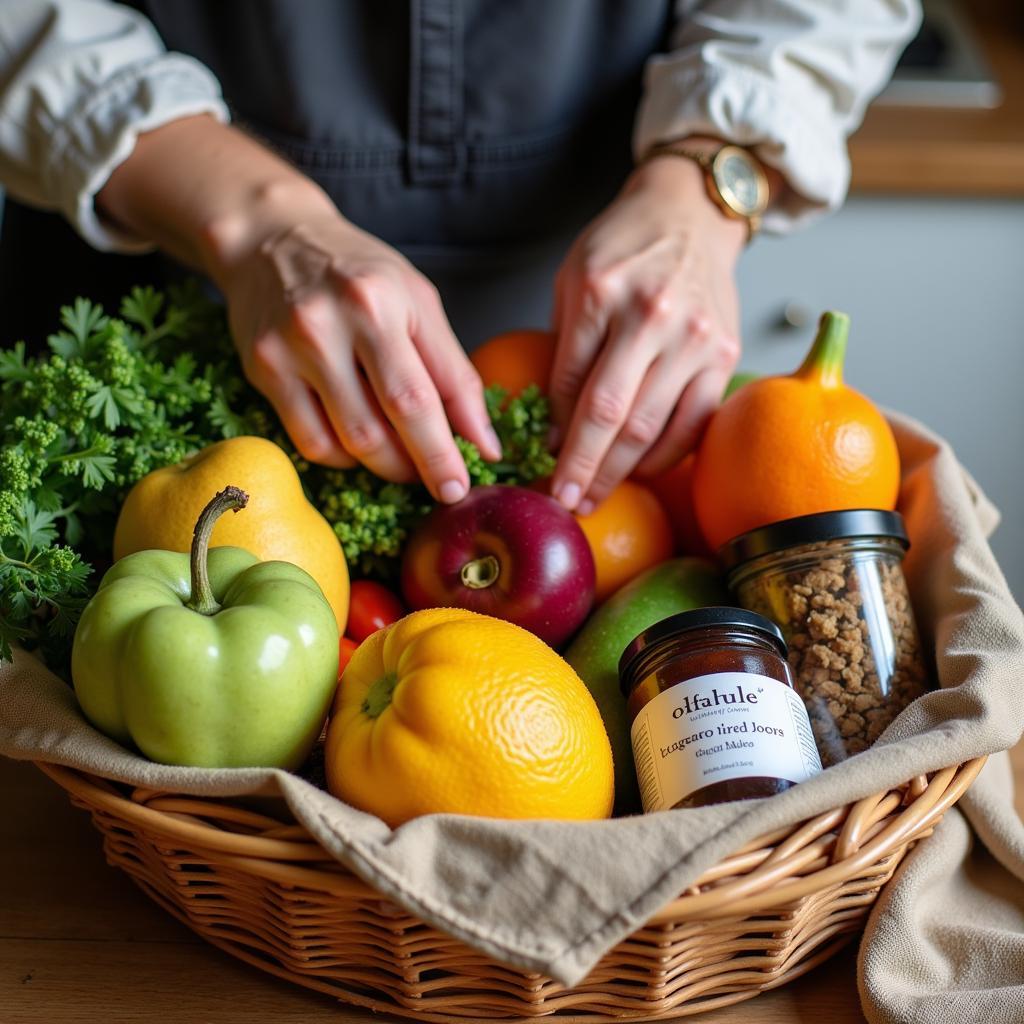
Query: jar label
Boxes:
[{"xmin": 630, "ymin": 671, "xmax": 822, "ymax": 813}]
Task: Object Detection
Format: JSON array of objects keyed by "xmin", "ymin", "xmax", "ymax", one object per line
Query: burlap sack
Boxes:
[{"xmin": 2, "ymin": 413, "xmax": 1022, "ymax": 1021}]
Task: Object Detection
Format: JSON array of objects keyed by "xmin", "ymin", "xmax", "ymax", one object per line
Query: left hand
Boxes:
[{"xmin": 548, "ymin": 149, "xmax": 747, "ymax": 515}]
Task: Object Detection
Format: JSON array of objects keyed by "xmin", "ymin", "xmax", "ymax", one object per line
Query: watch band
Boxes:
[
  {"xmin": 642, "ymin": 141, "xmax": 765, "ymax": 242},
  {"xmin": 647, "ymin": 143, "xmax": 715, "ymax": 173}
]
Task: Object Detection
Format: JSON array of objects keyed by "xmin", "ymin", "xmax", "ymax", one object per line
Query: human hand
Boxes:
[
  {"xmin": 208, "ymin": 186, "xmax": 501, "ymax": 504},
  {"xmin": 548, "ymin": 150, "xmax": 746, "ymax": 515},
  {"xmin": 97, "ymin": 117, "xmax": 498, "ymax": 504}
]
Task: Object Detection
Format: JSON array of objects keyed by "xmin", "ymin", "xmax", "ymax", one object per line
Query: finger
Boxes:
[
  {"xmin": 314, "ymin": 355, "xmax": 420, "ymax": 482},
  {"xmin": 411, "ymin": 282, "xmax": 502, "ymax": 461},
  {"xmin": 577, "ymin": 311, "xmax": 728, "ymax": 506},
  {"xmin": 244, "ymin": 330, "xmax": 356, "ymax": 467},
  {"xmin": 550, "ymin": 308, "xmax": 657, "ymax": 511},
  {"xmin": 286, "ymin": 295, "xmax": 419, "ymax": 481},
  {"xmin": 354, "ymin": 320, "xmax": 472, "ymax": 504},
  {"xmin": 634, "ymin": 365, "xmax": 733, "ymax": 478},
  {"xmin": 548, "ymin": 261, "xmax": 614, "ymax": 447},
  {"xmin": 576, "ymin": 349, "xmax": 705, "ymax": 511}
]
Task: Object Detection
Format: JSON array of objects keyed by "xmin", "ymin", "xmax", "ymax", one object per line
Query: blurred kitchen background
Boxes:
[{"xmin": 0, "ymin": 0, "xmax": 1020, "ymax": 601}]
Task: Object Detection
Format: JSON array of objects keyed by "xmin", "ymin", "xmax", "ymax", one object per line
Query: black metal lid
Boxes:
[
  {"xmin": 718, "ymin": 509, "xmax": 909, "ymax": 571},
  {"xmin": 618, "ymin": 606, "xmax": 786, "ymax": 695}
]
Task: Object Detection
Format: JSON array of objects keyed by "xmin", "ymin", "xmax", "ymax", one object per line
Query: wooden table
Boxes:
[{"xmin": 2, "ymin": 749, "xmax": 1022, "ymax": 1024}]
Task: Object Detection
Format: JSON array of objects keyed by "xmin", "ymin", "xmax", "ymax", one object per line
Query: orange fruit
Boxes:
[
  {"xmin": 643, "ymin": 373, "xmax": 756, "ymax": 559},
  {"xmin": 645, "ymin": 454, "xmax": 712, "ymax": 558},
  {"xmin": 324, "ymin": 608, "xmax": 614, "ymax": 826},
  {"xmin": 575, "ymin": 481, "xmax": 674, "ymax": 603},
  {"xmin": 693, "ymin": 311, "xmax": 900, "ymax": 552},
  {"xmin": 470, "ymin": 329, "xmax": 556, "ymax": 397}
]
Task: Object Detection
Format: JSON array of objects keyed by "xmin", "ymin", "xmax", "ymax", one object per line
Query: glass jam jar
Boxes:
[
  {"xmin": 619, "ymin": 607, "xmax": 822, "ymax": 812},
  {"xmin": 721, "ymin": 509, "xmax": 930, "ymax": 767}
]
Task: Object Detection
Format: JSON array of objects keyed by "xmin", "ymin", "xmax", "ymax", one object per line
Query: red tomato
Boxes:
[
  {"xmin": 338, "ymin": 637, "xmax": 359, "ymax": 680},
  {"xmin": 347, "ymin": 581, "xmax": 406, "ymax": 642}
]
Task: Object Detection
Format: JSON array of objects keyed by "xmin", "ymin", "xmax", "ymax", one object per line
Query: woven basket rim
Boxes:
[{"xmin": 36, "ymin": 756, "xmax": 986, "ymax": 925}]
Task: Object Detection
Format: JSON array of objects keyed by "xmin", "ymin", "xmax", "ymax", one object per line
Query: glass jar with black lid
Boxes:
[
  {"xmin": 721, "ymin": 509, "xmax": 930, "ymax": 766},
  {"xmin": 619, "ymin": 607, "xmax": 822, "ymax": 812}
]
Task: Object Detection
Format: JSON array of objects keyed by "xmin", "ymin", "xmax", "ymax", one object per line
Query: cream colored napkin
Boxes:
[
  {"xmin": 1, "ymin": 414, "xmax": 1022, "ymax": 1017},
  {"xmin": 860, "ymin": 752, "xmax": 1024, "ymax": 1023}
]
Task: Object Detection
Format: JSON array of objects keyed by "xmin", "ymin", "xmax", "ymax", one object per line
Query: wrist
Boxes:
[
  {"xmin": 627, "ymin": 150, "xmax": 711, "ymax": 207},
  {"xmin": 627, "ymin": 154, "xmax": 747, "ymax": 259},
  {"xmin": 97, "ymin": 116, "xmax": 343, "ymax": 285},
  {"xmin": 199, "ymin": 175, "xmax": 339, "ymax": 288}
]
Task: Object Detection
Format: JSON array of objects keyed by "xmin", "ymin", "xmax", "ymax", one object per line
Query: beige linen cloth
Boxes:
[{"xmin": 2, "ymin": 413, "xmax": 1023, "ymax": 1022}]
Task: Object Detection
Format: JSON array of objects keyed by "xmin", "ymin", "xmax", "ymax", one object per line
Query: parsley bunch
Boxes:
[
  {"xmin": 0, "ymin": 284, "xmax": 254, "ymax": 667},
  {"xmin": 313, "ymin": 384, "xmax": 555, "ymax": 578},
  {"xmin": 0, "ymin": 284, "xmax": 556, "ymax": 670}
]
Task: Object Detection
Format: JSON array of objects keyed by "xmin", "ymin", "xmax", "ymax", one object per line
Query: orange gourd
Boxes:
[{"xmin": 693, "ymin": 312, "xmax": 900, "ymax": 553}]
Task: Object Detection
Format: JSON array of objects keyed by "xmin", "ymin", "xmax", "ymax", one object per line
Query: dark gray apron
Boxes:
[{"xmin": 2, "ymin": 1, "xmax": 672, "ymax": 350}]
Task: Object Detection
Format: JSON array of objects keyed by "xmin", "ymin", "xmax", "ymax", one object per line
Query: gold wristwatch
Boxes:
[{"xmin": 644, "ymin": 141, "xmax": 770, "ymax": 241}]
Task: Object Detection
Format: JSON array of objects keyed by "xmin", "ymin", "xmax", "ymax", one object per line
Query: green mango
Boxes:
[{"xmin": 565, "ymin": 558, "xmax": 729, "ymax": 814}]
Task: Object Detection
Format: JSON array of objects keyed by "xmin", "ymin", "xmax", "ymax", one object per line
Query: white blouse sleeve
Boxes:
[
  {"xmin": 0, "ymin": 0, "xmax": 228, "ymax": 252},
  {"xmin": 634, "ymin": 0, "xmax": 921, "ymax": 232}
]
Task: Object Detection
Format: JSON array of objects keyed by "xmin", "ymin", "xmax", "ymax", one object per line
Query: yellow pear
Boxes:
[{"xmin": 114, "ymin": 437, "xmax": 348, "ymax": 631}]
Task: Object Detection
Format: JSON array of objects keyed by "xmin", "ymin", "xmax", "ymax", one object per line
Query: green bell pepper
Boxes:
[{"xmin": 71, "ymin": 486, "xmax": 340, "ymax": 769}]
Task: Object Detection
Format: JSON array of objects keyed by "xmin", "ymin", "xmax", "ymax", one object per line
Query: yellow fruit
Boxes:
[
  {"xmin": 113, "ymin": 437, "xmax": 349, "ymax": 631},
  {"xmin": 325, "ymin": 608, "xmax": 614, "ymax": 826}
]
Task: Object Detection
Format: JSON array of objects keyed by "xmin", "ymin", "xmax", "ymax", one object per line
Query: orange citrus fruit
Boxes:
[
  {"xmin": 470, "ymin": 329, "xmax": 556, "ymax": 397},
  {"xmin": 324, "ymin": 608, "xmax": 614, "ymax": 826},
  {"xmin": 693, "ymin": 311, "xmax": 900, "ymax": 552},
  {"xmin": 645, "ymin": 454, "xmax": 712, "ymax": 559},
  {"xmin": 643, "ymin": 373, "xmax": 756, "ymax": 559},
  {"xmin": 575, "ymin": 481, "xmax": 675, "ymax": 603}
]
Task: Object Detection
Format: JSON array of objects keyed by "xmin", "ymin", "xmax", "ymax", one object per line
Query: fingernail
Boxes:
[
  {"xmin": 556, "ymin": 481, "xmax": 581, "ymax": 511},
  {"xmin": 577, "ymin": 498, "xmax": 595, "ymax": 517},
  {"xmin": 439, "ymin": 479, "xmax": 467, "ymax": 504}
]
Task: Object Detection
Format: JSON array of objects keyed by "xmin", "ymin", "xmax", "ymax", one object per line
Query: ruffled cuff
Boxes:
[{"xmin": 43, "ymin": 52, "xmax": 229, "ymax": 252}]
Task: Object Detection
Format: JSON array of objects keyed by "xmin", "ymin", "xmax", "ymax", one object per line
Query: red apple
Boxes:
[{"xmin": 400, "ymin": 485, "xmax": 596, "ymax": 648}]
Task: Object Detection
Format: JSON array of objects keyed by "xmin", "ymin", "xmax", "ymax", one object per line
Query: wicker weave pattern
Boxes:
[{"xmin": 39, "ymin": 759, "xmax": 984, "ymax": 1021}]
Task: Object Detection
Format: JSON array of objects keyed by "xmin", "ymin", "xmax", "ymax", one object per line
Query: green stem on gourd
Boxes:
[
  {"xmin": 795, "ymin": 310, "xmax": 850, "ymax": 389},
  {"xmin": 186, "ymin": 486, "xmax": 249, "ymax": 616}
]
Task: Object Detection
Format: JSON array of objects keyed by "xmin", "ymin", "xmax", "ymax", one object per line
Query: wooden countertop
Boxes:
[
  {"xmin": 850, "ymin": 0, "xmax": 1024, "ymax": 195},
  {"xmin": 2, "ymin": 747, "xmax": 1022, "ymax": 1024}
]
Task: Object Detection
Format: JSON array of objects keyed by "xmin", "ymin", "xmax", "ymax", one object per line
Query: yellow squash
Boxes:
[{"xmin": 113, "ymin": 436, "xmax": 349, "ymax": 631}]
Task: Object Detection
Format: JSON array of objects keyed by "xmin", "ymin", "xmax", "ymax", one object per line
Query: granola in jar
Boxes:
[{"xmin": 721, "ymin": 510, "xmax": 930, "ymax": 766}]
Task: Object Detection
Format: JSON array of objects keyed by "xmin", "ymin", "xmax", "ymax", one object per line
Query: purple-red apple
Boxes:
[{"xmin": 400, "ymin": 485, "xmax": 595, "ymax": 648}]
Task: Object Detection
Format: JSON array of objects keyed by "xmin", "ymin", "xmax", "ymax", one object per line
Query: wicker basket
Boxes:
[{"xmin": 37, "ymin": 756, "xmax": 984, "ymax": 1021}]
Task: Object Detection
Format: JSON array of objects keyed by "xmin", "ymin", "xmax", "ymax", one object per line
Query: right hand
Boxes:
[{"xmin": 208, "ymin": 187, "xmax": 501, "ymax": 504}]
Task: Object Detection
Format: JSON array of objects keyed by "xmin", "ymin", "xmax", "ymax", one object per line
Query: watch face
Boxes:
[{"xmin": 715, "ymin": 149, "xmax": 767, "ymax": 217}]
